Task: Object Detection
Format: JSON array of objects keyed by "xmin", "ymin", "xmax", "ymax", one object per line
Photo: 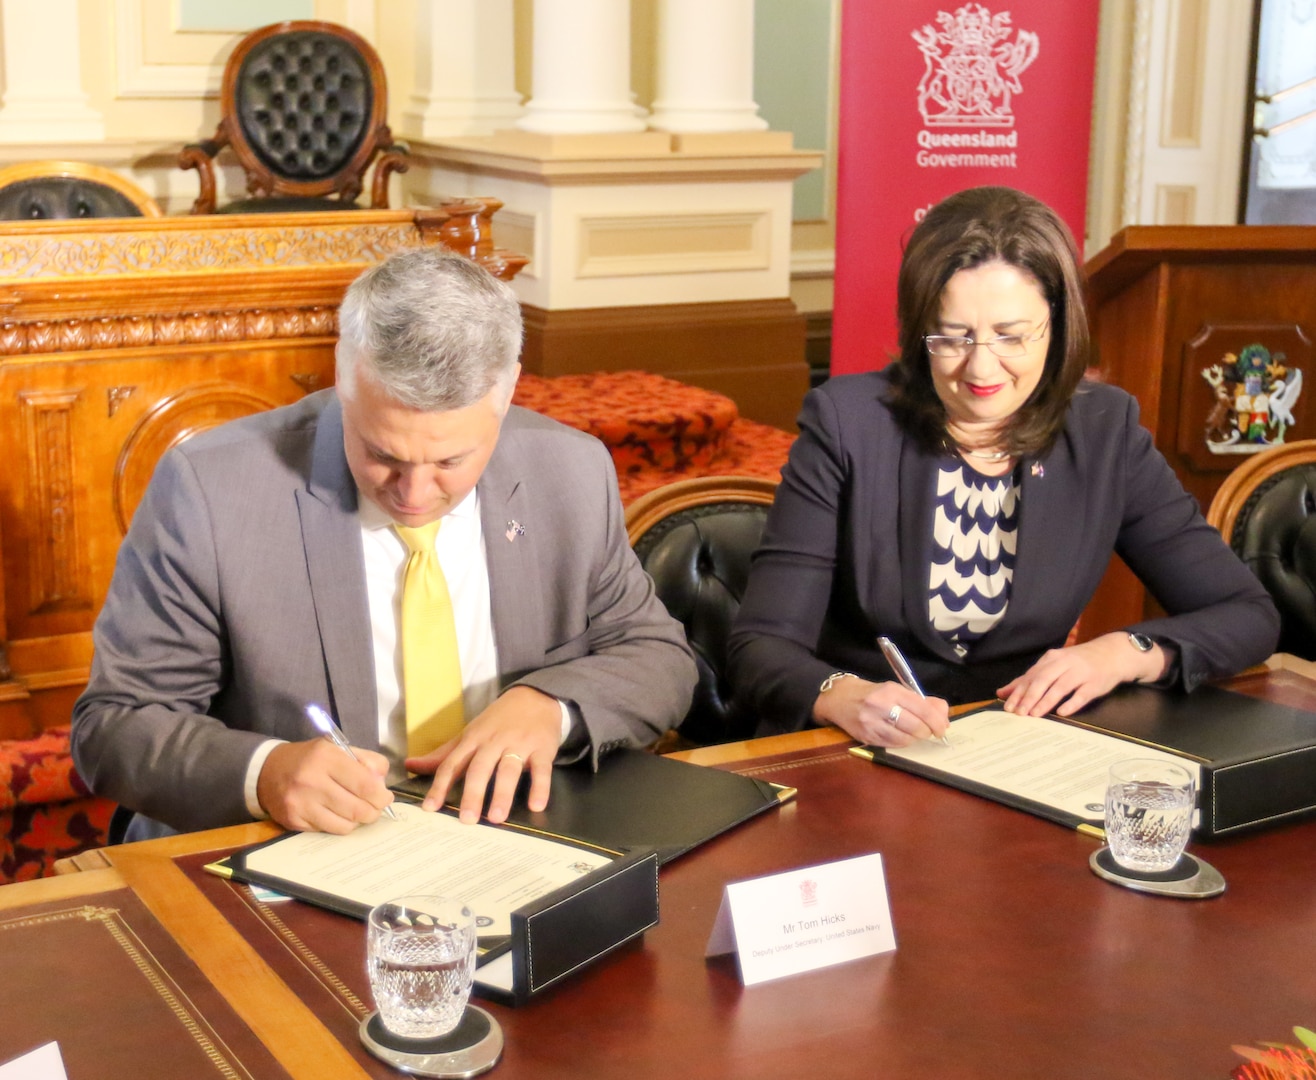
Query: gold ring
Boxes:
[{"xmin": 501, "ymin": 752, "xmax": 524, "ymax": 763}]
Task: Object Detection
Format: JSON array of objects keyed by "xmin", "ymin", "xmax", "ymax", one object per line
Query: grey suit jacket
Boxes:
[{"xmin": 71, "ymin": 391, "xmax": 696, "ymax": 832}]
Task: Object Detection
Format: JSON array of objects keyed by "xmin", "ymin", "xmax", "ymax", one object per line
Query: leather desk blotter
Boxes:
[{"xmin": 0, "ymin": 887, "xmax": 290, "ymax": 1080}]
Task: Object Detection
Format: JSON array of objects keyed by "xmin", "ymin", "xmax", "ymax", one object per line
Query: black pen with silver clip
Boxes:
[
  {"xmin": 305, "ymin": 703, "xmax": 399, "ymax": 821},
  {"xmin": 876, "ymin": 636, "xmax": 952, "ymax": 747}
]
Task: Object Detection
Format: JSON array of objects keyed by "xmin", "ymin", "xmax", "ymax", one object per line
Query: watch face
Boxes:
[{"xmin": 1129, "ymin": 633, "xmax": 1154, "ymax": 652}]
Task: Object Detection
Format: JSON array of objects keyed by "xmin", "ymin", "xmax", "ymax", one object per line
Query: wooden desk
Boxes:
[{"xmin": 10, "ymin": 670, "xmax": 1316, "ymax": 1079}]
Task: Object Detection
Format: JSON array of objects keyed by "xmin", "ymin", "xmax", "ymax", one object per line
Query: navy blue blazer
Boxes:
[{"xmin": 728, "ymin": 372, "xmax": 1280, "ymax": 736}]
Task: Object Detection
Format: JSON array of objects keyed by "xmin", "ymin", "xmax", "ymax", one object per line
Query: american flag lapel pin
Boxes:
[
  {"xmin": 1030, "ymin": 462, "xmax": 1045, "ymax": 478},
  {"xmin": 505, "ymin": 520, "xmax": 525, "ymax": 542}
]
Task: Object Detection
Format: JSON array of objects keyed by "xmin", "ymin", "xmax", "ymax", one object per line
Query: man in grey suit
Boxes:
[{"xmin": 72, "ymin": 248, "xmax": 696, "ymax": 839}]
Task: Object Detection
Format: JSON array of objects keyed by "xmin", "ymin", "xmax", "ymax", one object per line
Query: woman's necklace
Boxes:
[{"xmin": 956, "ymin": 445, "xmax": 1011, "ymax": 462}]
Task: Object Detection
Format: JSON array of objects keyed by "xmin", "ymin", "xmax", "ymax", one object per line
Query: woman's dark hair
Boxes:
[{"xmin": 886, "ymin": 186, "xmax": 1090, "ymax": 457}]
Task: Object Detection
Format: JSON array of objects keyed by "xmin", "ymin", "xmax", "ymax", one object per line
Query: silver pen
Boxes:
[
  {"xmin": 305, "ymin": 703, "xmax": 399, "ymax": 821},
  {"xmin": 876, "ymin": 636, "xmax": 952, "ymax": 747}
]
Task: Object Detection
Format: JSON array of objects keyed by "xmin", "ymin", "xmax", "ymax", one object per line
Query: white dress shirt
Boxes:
[{"xmin": 242, "ymin": 485, "xmax": 571, "ymax": 816}]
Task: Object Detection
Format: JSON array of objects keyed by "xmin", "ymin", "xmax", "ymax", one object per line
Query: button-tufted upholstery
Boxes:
[
  {"xmin": 626, "ymin": 477, "xmax": 777, "ymax": 745},
  {"xmin": 1229, "ymin": 467, "xmax": 1316, "ymax": 659},
  {"xmin": 1208, "ymin": 440, "xmax": 1316, "ymax": 661},
  {"xmin": 0, "ymin": 162, "xmax": 161, "ymax": 221},
  {"xmin": 236, "ymin": 31, "xmax": 372, "ymax": 182},
  {"xmin": 180, "ymin": 20, "xmax": 408, "ymax": 214},
  {"xmin": 0, "ymin": 177, "xmax": 141, "ymax": 220}
]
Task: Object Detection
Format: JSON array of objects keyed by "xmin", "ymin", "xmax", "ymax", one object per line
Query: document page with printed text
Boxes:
[
  {"xmin": 239, "ymin": 802, "xmax": 612, "ymax": 936},
  {"xmin": 883, "ymin": 708, "xmax": 1199, "ymax": 824}
]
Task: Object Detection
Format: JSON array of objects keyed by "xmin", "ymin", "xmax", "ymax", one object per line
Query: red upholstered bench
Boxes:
[
  {"xmin": 512, "ymin": 372, "xmax": 795, "ymax": 504},
  {"xmin": 0, "ymin": 727, "xmax": 113, "ymax": 883}
]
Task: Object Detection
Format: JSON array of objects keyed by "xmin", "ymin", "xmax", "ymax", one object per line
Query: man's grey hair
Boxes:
[{"xmin": 336, "ymin": 248, "xmax": 523, "ymax": 411}]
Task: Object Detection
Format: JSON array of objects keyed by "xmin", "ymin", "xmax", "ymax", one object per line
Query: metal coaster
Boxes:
[
  {"xmin": 1089, "ymin": 847, "xmax": 1226, "ymax": 899},
  {"xmin": 360, "ymin": 1005, "xmax": 503, "ymax": 1078}
]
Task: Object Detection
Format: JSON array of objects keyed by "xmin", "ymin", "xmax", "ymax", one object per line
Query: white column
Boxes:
[
  {"xmin": 648, "ymin": 0, "xmax": 767, "ymax": 133},
  {"xmin": 516, "ymin": 0, "xmax": 645, "ymax": 135},
  {"xmin": 403, "ymin": 0, "xmax": 524, "ymax": 138},
  {"xmin": 342, "ymin": 0, "xmax": 376, "ymax": 41},
  {"xmin": 0, "ymin": 0, "xmax": 104, "ymax": 141}
]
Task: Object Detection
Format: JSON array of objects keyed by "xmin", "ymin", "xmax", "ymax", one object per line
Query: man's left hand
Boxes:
[{"xmin": 404, "ymin": 685, "xmax": 562, "ymax": 824}]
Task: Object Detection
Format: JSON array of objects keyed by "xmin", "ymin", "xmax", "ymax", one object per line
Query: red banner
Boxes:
[{"xmin": 832, "ymin": 2, "xmax": 1101, "ymax": 374}]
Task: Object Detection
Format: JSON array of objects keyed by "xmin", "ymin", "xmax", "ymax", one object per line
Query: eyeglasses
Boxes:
[{"xmin": 923, "ymin": 319, "xmax": 1051, "ymax": 359}]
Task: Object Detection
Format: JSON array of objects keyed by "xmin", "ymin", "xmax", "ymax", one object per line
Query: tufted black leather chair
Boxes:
[
  {"xmin": 626, "ymin": 477, "xmax": 778, "ymax": 745},
  {"xmin": 180, "ymin": 20, "xmax": 408, "ymax": 214},
  {"xmin": 1208, "ymin": 440, "xmax": 1316, "ymax": 660},
  {"xmin": 0, "ymin": 161, "xmax": 161, "ymax": 220}
]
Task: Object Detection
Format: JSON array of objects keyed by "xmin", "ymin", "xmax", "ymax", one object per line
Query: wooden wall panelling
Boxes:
[
  {"xmin": 1161, "ymin": 270, "xmax": 1313, "ymax": 507},
  {"xmin": 1080, "ymin": 262, "xmax": 1173, "ymax": 639},
  {"xmin": 1080, "ymin": 224, "xmax": 1316, "ymax": 641},
  {"xmin": 0, "ymin": 203, "xmax": 522, "ymax": 738},
  {"xmin": 0, "ymin": 490, "xmax": 24, "ymax": 737},
  {"xmin": 0, "ymin": 342, "xmax": 335, "ymax": 646},
  {"xmin": 521, "ymin": 298, "xmax": 808, "ymax": 432}
]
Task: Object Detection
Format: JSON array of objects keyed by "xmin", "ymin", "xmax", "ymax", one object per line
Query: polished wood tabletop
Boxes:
[{"xmin": 9, "ymin": 661, "xmax": 1316, "ymax": 1079}]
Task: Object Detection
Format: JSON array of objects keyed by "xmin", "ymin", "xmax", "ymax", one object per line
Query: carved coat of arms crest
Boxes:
[
  {"xmin": 912, "ymin": 4, "xmax": 1040, "ymax": 127},
  {"xmin": 1201, "ymin": 343, "xmax": 1304, "ymax": 454}
]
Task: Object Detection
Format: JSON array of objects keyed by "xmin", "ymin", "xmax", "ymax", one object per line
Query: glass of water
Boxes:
[
  {"xmin": 367, "ymin": 895, "xmax": 477, "ymax": 1040},
  {"xmin": 1105, "ymin": 759, "xmax": 1195, "ymax": 873}
]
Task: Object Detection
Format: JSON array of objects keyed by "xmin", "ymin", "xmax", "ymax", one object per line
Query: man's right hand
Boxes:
[{"xmin": 256, "ymin": 739, "xmax": 395, "ymax": 833}]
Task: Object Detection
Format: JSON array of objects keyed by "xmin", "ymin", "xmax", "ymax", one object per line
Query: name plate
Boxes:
[
  {"xmin": 705, "ymin": 853, "xmax": 897, "ymax": 985},
  {"xmin": 0, "ymin": 1041, "xmax": 67, "ymax": 1080}
]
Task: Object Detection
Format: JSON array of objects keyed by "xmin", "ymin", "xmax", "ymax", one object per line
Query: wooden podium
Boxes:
[
  {"xmin": 1080, "ymin": 224, "xmax": 1316, "ymax": 638},
  {"xmin": 0, "ymin": 204, "xmax": 523, "ymax": 739}
]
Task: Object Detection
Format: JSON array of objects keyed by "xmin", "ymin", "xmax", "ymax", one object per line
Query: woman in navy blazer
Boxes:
[{"xmin": 728, "ymin": 187, "xmax": 1279, "ymax": 744}]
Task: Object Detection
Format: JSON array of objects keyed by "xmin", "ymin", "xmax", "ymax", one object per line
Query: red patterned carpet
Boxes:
[
  {"xmin": 0, "ymin": 726, "xmax": 113, "ymax": 882},
  {"xmin": 512, "ymin": 371, "xmax": 795, "ymax": 504}
]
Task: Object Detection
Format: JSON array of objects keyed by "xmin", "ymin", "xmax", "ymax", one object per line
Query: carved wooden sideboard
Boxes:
[
  {"xmin": 1078, "ymin": 225, "xmax": 1316, "ymax": 641},
  {"xmin": 0, "ymin": 204, "xmax": 525, "ymax": 738}
]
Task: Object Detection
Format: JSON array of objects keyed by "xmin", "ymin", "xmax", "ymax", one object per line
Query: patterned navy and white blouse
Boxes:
[{"xmin": 928, "ymin": 458, "xmax": 1019, "ymax": 649}]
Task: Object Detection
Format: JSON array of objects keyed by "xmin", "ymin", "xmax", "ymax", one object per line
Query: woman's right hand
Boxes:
[{"xmin": 811, "ymin": 676, "xmax": 951, "ymax": 747}]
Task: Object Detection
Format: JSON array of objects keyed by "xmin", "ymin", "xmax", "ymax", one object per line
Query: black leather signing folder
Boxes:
[
  {"xmin": 209, "ymin": 812, "xmax": 659, "ymax": 1007},
  {"xmin": 467, "ymin": 847, "xmax": 658, "ymax": 1006},
  {"xmin": 393, "ymin": 747, "xmax": 795, "ymax": 865},
  {"xmin": 1060, "ymin": 683, "xmax": 1316, "ymax": 838},
  {"xmin": 856, "ymin": 684, "xmax": 1316, "ymax": 839},
  {"xmin": 210, "ymin": 751, "xmax": 788, "ymax": 1005}
]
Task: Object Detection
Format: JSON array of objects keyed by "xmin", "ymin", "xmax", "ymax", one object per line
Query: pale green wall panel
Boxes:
[
  {"xmin": 755, "ymin": 0, "xmax": 833, "ymax": 221},
  {"xmin": 177, "ymin": 0, "xmax": 313, "ymax": 33}
]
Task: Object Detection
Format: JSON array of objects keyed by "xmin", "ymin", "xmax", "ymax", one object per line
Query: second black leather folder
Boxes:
[{"xmin": 393, "ymin": 747, "xmax": 794, "ymax": 864}]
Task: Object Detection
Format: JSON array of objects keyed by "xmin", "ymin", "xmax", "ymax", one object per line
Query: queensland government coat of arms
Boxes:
[
  {"xmin": 1200, "ymin": 344, "xmax": 1304, "ymax": 454},
  {"xmin": 912, "ymin": 4, "xmax": 1039, "ymax": 127}
]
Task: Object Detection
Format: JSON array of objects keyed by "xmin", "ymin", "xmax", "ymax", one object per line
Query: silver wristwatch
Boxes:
[{"xmin": 1127, "ymin": 632, "xmax": 1154, "ymax": 653}]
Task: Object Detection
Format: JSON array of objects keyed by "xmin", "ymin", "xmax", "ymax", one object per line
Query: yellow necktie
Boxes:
[{"xmin": 395, "ymin": 521, "xmax": 465, "ymax": 756}]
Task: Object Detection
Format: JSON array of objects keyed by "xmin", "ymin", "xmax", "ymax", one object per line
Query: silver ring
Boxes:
[
  {"xmin": 501, "ymin": 752, "xmax": 524, "ymax": 764},
  {"xmin": 886, "ymin": 704, "xmax": 902, "ymax": 726}
]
